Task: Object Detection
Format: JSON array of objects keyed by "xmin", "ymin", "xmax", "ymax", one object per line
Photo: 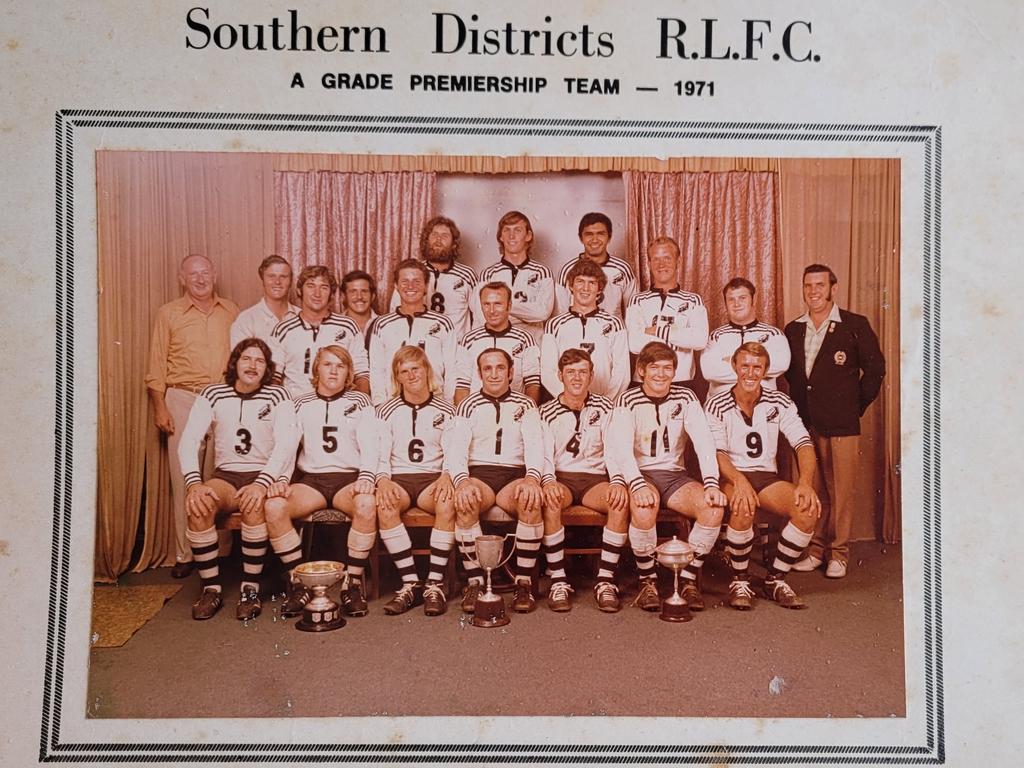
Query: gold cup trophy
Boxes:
[
  {"xmin": 655, "ymin": 536, "xmax": 696, "ymax": 623},
  {"xmin": 291, "ymin": 560, "xmax": 346, "ymax": 632}
]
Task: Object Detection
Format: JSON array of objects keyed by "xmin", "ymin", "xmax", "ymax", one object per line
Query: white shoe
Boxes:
[
  {"xmin": 826, "ymin": 560, "xmax": 848, "ymax": 578},
  {"xmin": 791, "ymin": 555, "xmax": 823, "ymax": 572}
]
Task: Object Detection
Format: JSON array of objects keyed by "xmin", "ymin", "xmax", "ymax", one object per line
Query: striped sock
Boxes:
[
  {"xmin": 346, "ymin": 528, "xmax": 377, "ymax": 581},
  {"xmin": 629, "ymin": 524, "xmax": 657, "ymax": 581},
  {"xmin": 514, "ymin": 521, "xmax": 544, "ymax": 583},
  {"xmin": 725, "ymin": 525, "xmax": 755, "ymax": 579},
  {"xmin": 771, "ymin": 522, "xmax": 813, "ymax": 577},
  {"xmin": 456, "ymin": 524, "xmax": 484, "ymax": 586},
  {"xmin": 596, "ymin": 527, "xmax": 626, "ymax": 582},
  {"xmin": 381, "ymin": 524, "xmax": 419, "ymax": 585},
  {"xmin": 269, "ymin": 528, "xmax": 304, "ymax": 580},
  {"xmin": 683, "ymin": 522, "xmax": 720, "ymax": 583},
  {"xmin": 186, "ymin": 526, "xmax": 221, "ymax": 592},
  {"xmin": 239, "ymin": 522, "xmax": 268, "ymax": 592},
  {"xmin": 427, "ymin": 528, "xmax": 455, "ymax": 583},
  {"xmin": 543, "ymin": 527, "xmax": 567, "ymax": 581}
]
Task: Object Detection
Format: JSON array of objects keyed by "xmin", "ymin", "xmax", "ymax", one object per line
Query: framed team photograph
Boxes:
[
  {"xmin": 78, "ymin": 136, "xmax": 909, "ymax": 734},
  {"xmin": 12, "ymin": 2, "xmax": 991, "ymax": 765}
]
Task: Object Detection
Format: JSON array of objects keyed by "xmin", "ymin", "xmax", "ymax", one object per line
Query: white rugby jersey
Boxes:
[
  {"xmin": 178, "ymin": 384, "xmax": 297, "ymax": 489},
  {"xmin": 291, "ymin": 389, "xmax": 377, "ymax": 483},
  {"xmin": 625, "ymin": 288, "xmax": 709, "ymax": 381},
  {"xmin": 230, "ymin": 299, "xmax": 300, "ymax": 351},
  {"xmin": 373, "ymin": 393, "xmax": 456, "ymax": 477},
  {"xmin": 539, "ymin": 308, "xmax": 629, "ymax": 400},
  {"xmin": 270, "ymin": 313, "xmax": 370, "ymax": 398},
  {"xmin": 554, "ymin": 254, "xmax": 637, "ymax": 319},
  {"xmin": 444, "ymin": 390, "xmax": 544, "ymax": 486},
  {"xmin": 608, "ymin": 385, "xmax": 720, "ymax": 494},
  {"xmin": 366, "ymin": 309, "xmax": 457, "ymax": 404},
  {"xmin": 472, "ymin": 257, "xmax": 554, "ymax": 340},
  {"xmin": 455, "ymin": 324, "xmax": 540, "ymax": 395},
  {"xmin": 389, "ymin": 260, "xmax": 478, "ymax": 341},
  {"xmin": 705, "ymin": 388, "xmax": 812, "ymax": 473},
  {"xmin": 538, "ymin": 394, "xmax": 624, "ymax": 485},
  {"xmin": 700, "ymin": 320, "xmax": 791, "ymax": 398}
]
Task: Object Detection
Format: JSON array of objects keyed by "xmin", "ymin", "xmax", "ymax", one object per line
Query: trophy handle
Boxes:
[
  {"xmin": 496, "ymin": 532, "xmax": 517, "ymax": 570},
  {"xmin": 456, "ymin": 531, "xmax": 518, "ymax": 571}
]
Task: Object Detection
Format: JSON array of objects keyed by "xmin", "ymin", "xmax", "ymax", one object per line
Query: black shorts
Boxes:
[
  {"xmin": 641, "ymin": 470, "xmax": 699, "ymax": 506},
  {"xmin": 556, "ymin": 472, "xmax": 608, "ymax": 507},
  {"xmin": 739, "ymin": 470, "xmax": 786, "ymax": 494},
  {"xmin": 211, "ymin": 469, "xmax": 260, "ymax": 491},
  {"xmin": 391, "ymin": 472, "xmax": 440, "ymax": 504},
  {"xmin": 292, "ymin": 470, "xmax": 359, "ymax": 505},
  {"xmin": 469, "ymin": 464, "xmax": 526, "ymax": 495}
]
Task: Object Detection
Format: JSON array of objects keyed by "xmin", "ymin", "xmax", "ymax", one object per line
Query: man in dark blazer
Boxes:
[{"xmin": 785, "ymin": 264, "xmax": 885, "ymax": 579}]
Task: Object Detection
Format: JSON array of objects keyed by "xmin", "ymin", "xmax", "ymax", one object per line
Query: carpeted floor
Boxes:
[
  {"xmin": 87, "ymin": 541, "xmax": 905, "ymax": 719},
  {"xmin": 91, "ymin": 583, "xmax": 183, "ymax": 648}
]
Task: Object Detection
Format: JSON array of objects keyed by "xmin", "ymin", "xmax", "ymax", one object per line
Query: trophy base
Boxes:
[
  {"xmin": 471, "ymin": 594, "xmax": 510, "ymax": 628},
  {"xmin": 295, "ymin": 605, "xmax": 347, "ymax": 632},
  {"xmin": 659, "ymin": 596, "xmax": 693, "ymax": 623}
]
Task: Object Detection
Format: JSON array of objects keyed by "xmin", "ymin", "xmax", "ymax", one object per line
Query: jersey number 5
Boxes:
[{"xmin": 323, "ymin": 426, "xmax": 338, "ymax": 453}]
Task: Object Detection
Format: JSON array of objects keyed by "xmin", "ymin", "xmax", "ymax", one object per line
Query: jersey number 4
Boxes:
[{"xmin": 565, "ymin": 432, "xmax": 581, "ymax": 457}]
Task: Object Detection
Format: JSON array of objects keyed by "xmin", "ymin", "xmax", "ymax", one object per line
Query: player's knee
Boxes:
[
  {"xmin": 791, "ymin": 507, "xmax": 816, "ymax": 533},
  {"xmin": 630, "ymin": 507, "xmax": 657, "ymax": 529},
  {"xmin": 728, "ymin": 507, "xmax": 754, "ymax": 528},
  {"xmin": 263, "ymin": 498, "xmax": 288, "ymax": 526},
  {"xmin": 698, "ymin": 504, "xmax": 724, "ymax": 527},
  {"xmin": 456, "ymin": 507, "xmax": 478, "ymax": 528},
  {"xmin": 542, "ymin": 504, "xmax": 563, "ymax": 529},
  {"xmin": 352, "ymin": 495, "xmax": 376, "ymax": 524},
  {"xmin": 377, "ymin": 506, "xmax": 401, "ymax": 529},
  {"xmin": 239, "ymin": 505, "xmax": 264, "ymax": 526}
]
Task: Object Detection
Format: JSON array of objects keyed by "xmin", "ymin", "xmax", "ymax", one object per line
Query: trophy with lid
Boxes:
[{"xmin": 655, "ymin": 536, "xmax": 696, "ymax": 623}]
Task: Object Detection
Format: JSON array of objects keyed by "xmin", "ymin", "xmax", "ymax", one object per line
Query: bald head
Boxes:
[{"xmin": 179, "ymin": 254, "xmax": 216, "ymax": 302}]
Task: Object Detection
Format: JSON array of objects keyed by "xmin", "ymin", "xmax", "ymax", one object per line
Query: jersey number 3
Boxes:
[{"xmin": 235, "ymin": 428, "xmax": 252, "ymax": 456}]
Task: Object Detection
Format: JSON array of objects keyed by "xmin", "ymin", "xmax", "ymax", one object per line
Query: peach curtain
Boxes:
[
  {"xmin": 97, "ymin": 152, "xmax": 274, "ymax": 580},
  {"xmin": 623, "ymin": 171, "xmax": 783, "ymax": 329},
  {"xmin": 778, "ymin": 159, "xmax": 901, "ymax": 542},
  {"xmin": 274, "ymin": 171, "xmax": 435, "ymax": 313}
]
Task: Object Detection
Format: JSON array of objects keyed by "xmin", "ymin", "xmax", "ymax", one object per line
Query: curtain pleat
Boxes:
[{"xmin": 274, "ymin": 171, "xmax": 435, "ymax": 313}]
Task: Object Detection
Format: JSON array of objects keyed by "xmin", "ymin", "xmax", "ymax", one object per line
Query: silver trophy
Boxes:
[
  {"xmin": 655, "ymin": 536, "xmax": 696, "ymax": 623},
  {"xmin": 464, "ymin": 533, "xmax": 516, "ymax": 628},
  {"xmin": 292, "ymin": 560, "xmax": 346, "ymax": 632}
]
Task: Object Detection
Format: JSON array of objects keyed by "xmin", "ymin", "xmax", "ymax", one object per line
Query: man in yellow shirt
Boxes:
[{"xmin": 145, "ymin": 254, "xmax": 239, "ymax": 577}]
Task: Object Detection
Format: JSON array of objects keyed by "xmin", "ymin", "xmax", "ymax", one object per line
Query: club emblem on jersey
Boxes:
[
  {"xmin": 834, "ymin": 350, "xmax": 847, "ymax": 365},
  {"xmin": 334, "ymin": 330, "xmax": 348, "ymax": 342},
  {"xmin": 766, "ymin": 406, "xmax": 780, "ymax": 423},
  {"xmin": 428, "ymin": 322, "xmax": 441, "ymax": 336},
  {"xmin": 512, "ymin": 343, "xmax": 524, "ymax": 356},
  {"xmin": 432, "ymin": 413, "xmax": 446, "ymax": 428},
  {"xmin": 513, "ymin": 406, "xmax": 525, "ymax": 422},
  {"xmin": 453, "ymin": 279, "xmax": 465, "ymax": 290},
  {"xmin": 257, "ymin": 404, "xmax": 272, "ymax": 420},
  {"xmin": 602, "ymin": 323, "xmax": 613, "ymax": 336},
  {"xmin": 676, "ymin": 301, "xmax": 690, "ymax": 313},
  {"xmin": 344, "ymin": 404, "xmax": 358, "ymax": 416},
  {"xmin": 757, "ymin": 333, "xmax": 769, "ymax": 344},
  {"xmin": 670, "ymin": 403, "xmax": 683, "ymax": 419},
  {"xmin": 527, "ymin": 273, "xmax": 540, "ymax": 286},
  {"xmin": 612, "ymin": 273, "xmax": 624, "ymax": 285},
  {"xmin": 587, "ymin": 410, "xmax": 601, "ymax": 426}
]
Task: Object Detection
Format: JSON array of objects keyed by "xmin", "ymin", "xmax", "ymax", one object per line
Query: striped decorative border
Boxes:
[{"xmin": 43, "ymin": 112, "xmax": 942, "ymax": 764}]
